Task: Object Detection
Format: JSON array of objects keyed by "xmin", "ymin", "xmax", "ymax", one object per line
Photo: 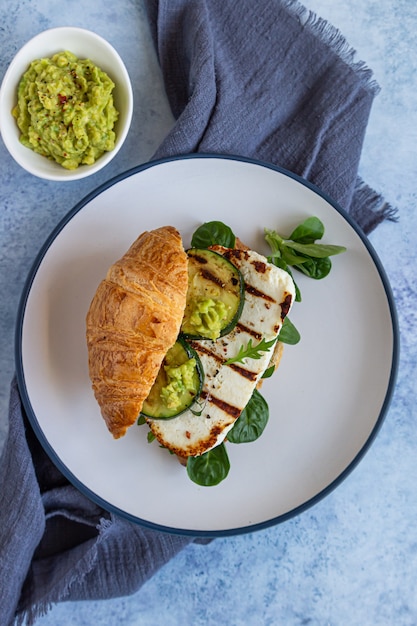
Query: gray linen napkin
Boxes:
[
  {"xmin": 146, "ymin": 0, "xmax": 396, "ymax": 233},
  {"xmin": 0, "ymin": 0, "xmax": 397, "ymax": 624},
  {"xmin": 0, "ymin": 379, "xmax": 195, "ymax": 626}
]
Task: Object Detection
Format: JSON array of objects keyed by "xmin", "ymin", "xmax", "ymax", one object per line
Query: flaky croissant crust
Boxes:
[{"xmin": 86, "ymin": 226, "xmax": 188, "ymax": 438}]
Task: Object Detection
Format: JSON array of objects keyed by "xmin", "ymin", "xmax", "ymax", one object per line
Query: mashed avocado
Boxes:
[
  {"xmin": 187, "ymin": 298, "xmax": 229, "ymax": 340},
  {"xmin": 161, "ymin": 358, "xmax": 199, "ymax": 410},
  {"xmin": 141, "ymin": 340, "xmax": 203, "ymax": 418},
  {"xmin": 12, "ymin": 50, "xmax": 119, "ymax": 169}
]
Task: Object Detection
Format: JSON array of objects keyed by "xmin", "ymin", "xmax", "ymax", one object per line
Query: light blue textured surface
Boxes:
[{"xmin": 1, "ymin": 1, "xmax": 416, "ymax": 625}]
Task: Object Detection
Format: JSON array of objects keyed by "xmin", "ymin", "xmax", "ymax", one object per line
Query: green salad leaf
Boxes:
[
  {"xmin": 289, "ymin": 215, "xmax": 325, "ymax": 243},
  {"xmin": 278, "ymin": 316, "xmax": 300, "ymax": 345},
  {"xmin": 227, "ymin": 389, "xmax": 269, "ymax": 444},
  {"xmin": 225, "ymin": 337, "xmax": 277, "ymax": 365},
  {"xmin": 191, "ymin": 221, "xmax": 236, "ymax": 248},
  {"xmin": 139, "ymin": 218, "xmax": 346, "ymax": 487},
  {"xmin": 187, "ymin": 443, "xmax": 230, "ymax": 486},
  {"xmin": 265, "ymin": 217, "xmax": 346, "ymax": 291}
]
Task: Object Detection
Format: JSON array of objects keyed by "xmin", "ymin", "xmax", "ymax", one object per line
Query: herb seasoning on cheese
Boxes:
[{"xmin": 12, "ymin": 50, "xmax": 119, "ymax": 169}]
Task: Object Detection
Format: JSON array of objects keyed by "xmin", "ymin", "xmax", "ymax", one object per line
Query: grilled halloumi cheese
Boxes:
[{"xmin": 146, "ymin": 246, "xmax": 296, "ymax": 458}]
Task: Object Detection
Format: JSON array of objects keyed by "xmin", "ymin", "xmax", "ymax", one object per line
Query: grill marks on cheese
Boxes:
[{"xmin": 146, "ymin": 247, "xmax": 295, "ymax": 458}]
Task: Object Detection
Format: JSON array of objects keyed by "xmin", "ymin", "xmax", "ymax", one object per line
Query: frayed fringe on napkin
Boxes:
[
  {"xmin": 277, "ymin": 0, "xmax": 398, "ymax": 232},
  {"xmin": 14, "ymin": 514, "xmax": 198, "ymax": 626},
  {"xmin": 147, "ymin": 0, "xmax": 399, "ymax": 231},
  {"xmin": 285, "ymin": 0, "xmax": 381, "ymax": 96},
  {"xmin": 14, "ymin": 517, "xmax": 112, "ymax": 626},
  {"xmin": 351, "ymin": 177, "xmax": 398, "ymax": 233}
]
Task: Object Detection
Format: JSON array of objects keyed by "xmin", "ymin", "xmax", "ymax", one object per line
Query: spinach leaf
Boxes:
[
  {"xmin": 285, "ymin": 265, "xmax": 302, "ymax": 302},
  {"xmin": 278, "ymin": 316, "xmax": 300, "ymax": 345},
  {"xmin": 293, "ymin": 256, "xmax": 332, "ymax": 280},
  {"xmin": 227, "ymin": 389, "xmax": 269, "ymax": 444},
  {"xmin": 279, "ymin": 246, "xmax": 310, "ymax": 267},
  {"xmin": 191, "ymin": 221, "xmax": 236, "ymax": 248},
  {"xmin": 289, "ymin": 216, "xmax": 324, "ymax": 243},
  {"xmin": 268, "ymin": 256, "xmax": 302, "ymax": 302},
  {"xmin": 261, "ymin": 364, "xmax": 276, "ymax": 379},
  {"xmin": 268, "ymin": 254, "xmax": 287, "ymax": 271},
  {"xmin": 187, "ymin": 443, "xmax": 230, "ymax": 486}
]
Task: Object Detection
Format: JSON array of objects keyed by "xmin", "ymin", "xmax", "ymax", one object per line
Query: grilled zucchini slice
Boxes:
[
  {"xmin": 141, "ymin": 338, "xmax": 204, "ymax": 419},
  {"xmin": 181, "ymin": 248, "xmax": 244, "ymax": 340}
]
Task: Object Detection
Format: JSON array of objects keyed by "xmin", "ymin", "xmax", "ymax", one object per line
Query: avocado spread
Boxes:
[
  {"xmin": 161, "ymin": 358, "xmax": 199, "ymax": 410},
  {"xmin": 12, "ymin": 50, "xmax": 119, "ymax": 169},
  {"xmin": 141, "ymin": 340, "xmax": 202, "ymax": 419},
  {"xmin": 187, "ymin": 298, "xmax": 229, "ymax": 340}
]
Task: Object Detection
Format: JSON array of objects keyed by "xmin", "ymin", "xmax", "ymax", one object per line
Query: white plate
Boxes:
[{"xmin": 15, "ymin": 155, "xmax": 398, "ymax": 536}]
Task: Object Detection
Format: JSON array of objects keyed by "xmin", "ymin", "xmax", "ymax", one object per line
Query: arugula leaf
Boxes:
[
  {"xmin": 191, "ymin": 221, "xmax": 236, "ymax": 248},
  {"xmin": 227, "ymin": 389, "xmax": 269, "ymax": 444},
  {"xmin": 225, "ymin": 337, "xmax": 277, "ymax": 365},
  {"xmin": 187, "ymin": 443, "xmax": 230, "ymax": 486}
]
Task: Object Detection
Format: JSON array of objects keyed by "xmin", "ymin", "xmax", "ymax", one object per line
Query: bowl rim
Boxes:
[{"xmin": 0, "ymin": 26, "xmax": 133, "ymax": 181}]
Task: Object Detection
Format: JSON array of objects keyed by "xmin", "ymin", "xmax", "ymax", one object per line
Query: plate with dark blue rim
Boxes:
[{"xmin": 15, "ymin": 154, "xmax": 399, "ymax": 537}]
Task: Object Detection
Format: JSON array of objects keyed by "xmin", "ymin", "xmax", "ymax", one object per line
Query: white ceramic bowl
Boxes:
[{"xmin": 0, "ymin": 27, "xmax": 133, "ymax": 181}]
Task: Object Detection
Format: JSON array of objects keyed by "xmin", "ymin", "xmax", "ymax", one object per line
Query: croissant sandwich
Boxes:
[
  {"xmin": 86, "ymin": 224, "xmax": 296, "ymax": 464},
  {"xmin": 86, "ymin": 226, "xmax": 189, "ymax": 439}
]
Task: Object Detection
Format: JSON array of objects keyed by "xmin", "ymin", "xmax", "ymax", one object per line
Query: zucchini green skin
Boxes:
[
  {"xmin": 181, "ymin": 248, "xmax": 245, "ymax": 340},
  {"xmin": 141, "ymin": 337, "xmax": 204, "ymax": 420}
]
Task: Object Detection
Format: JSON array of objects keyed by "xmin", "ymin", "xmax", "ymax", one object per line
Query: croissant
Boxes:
[{"xmin": 86, "ymin": 226, "xmax": 188, "ymax": 438}]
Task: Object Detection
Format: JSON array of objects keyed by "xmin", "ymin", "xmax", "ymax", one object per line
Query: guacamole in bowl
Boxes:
[{"xmin": 13, "ymin": 50, "xmax": 119, "ymax": 170}]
